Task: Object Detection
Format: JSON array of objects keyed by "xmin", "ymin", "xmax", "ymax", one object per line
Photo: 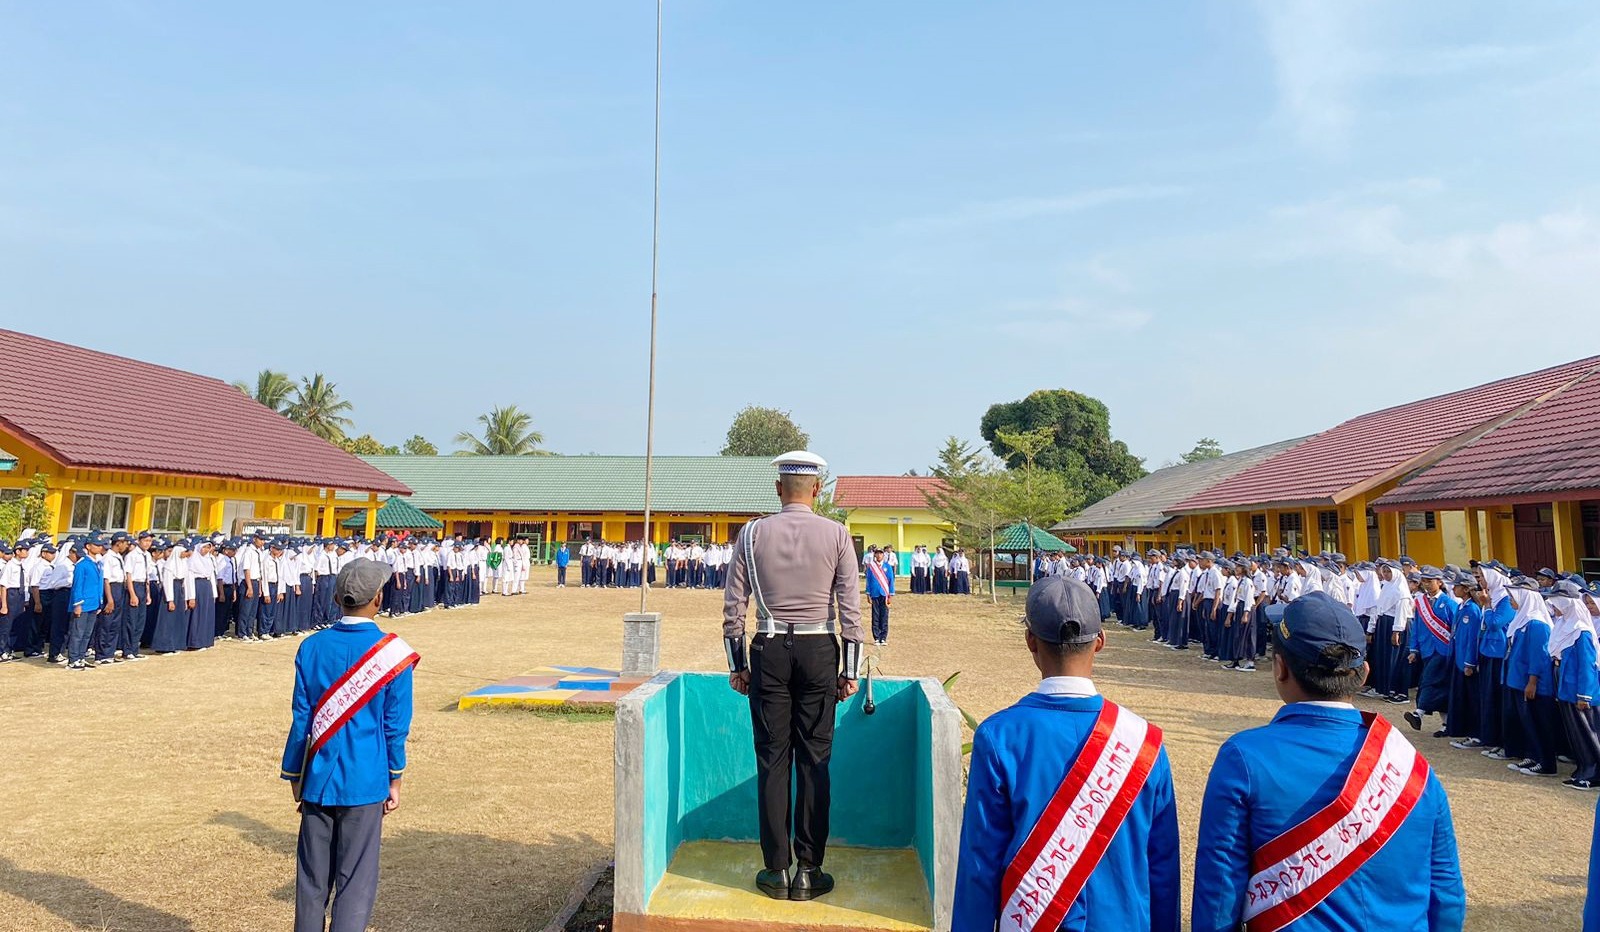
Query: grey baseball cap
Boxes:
[
  {"xmin": 1024, "ymin": 576, "xmax": 1104, "ymax": 645},
  {"xmin": 335, "ymin": 559, "xmax": 391, "ymax": 610}
]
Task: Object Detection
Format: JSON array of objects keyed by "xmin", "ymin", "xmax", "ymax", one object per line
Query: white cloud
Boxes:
[
  {"xmin": 895, "ymin": 184, "xmax": 1186, "ymax": 233},
  {"xmin": 1255, "ymin": 0, "xmax": 1372, "ymax": 155},
  {"xmin": 992, "ymin": 299, "xmax": 1152, "ymax": 338}
]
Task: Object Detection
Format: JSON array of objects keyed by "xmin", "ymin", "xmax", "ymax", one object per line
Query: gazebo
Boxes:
[
  {"xmin": 986, "ymin": 522, "xmax": 1076, "ymax": 585},
  {"xmin": 341, "ymin": 496, "xmax": 442, "ymax": 535}
]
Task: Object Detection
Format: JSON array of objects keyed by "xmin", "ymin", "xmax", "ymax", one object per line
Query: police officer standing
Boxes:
[{"xmin": 723, "ymin": 451, "xmax": 863, "ymax": 902}]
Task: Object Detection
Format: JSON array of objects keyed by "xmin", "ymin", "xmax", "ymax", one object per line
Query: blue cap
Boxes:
[
  {"xmin": 1418, "ymin": 566, "xmax": 1444, "ymax": 580},
  {"xmin": 137, "ymin": 529, "xmax": 154, "ymax": 540},
  {"xmin": 1024, "ymin": 576, "xmax": 1103, "ymax": 645},
  {"xmin": 1273, "ymin": 590, "xmax": 1366, "ymax": 672},
  {"xmin": 1537, "ymin": 567, "xmax": 1558, "ymax": 579}
]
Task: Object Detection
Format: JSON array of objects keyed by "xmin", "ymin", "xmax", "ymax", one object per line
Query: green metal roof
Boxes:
[
  {"xmin": 349, "ymin": 455, "xmax": 782, "ymax": 514},
  {"xmin": 342, "ymin": 496, "xmax": 443, "ymax": 530},
  {"xmin": 994, "ymin": 522, "xmax": 1076, "ymax": 552}
]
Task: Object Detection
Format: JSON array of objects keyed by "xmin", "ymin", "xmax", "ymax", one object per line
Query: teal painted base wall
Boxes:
[{"xmin": 638, "ymin": 672, "xmax": 937, "ymax": 905}]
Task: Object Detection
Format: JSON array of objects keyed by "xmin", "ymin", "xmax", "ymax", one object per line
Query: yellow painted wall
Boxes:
[
  {"xmin": 843, "ymin": 507, "xmax": 954, "ymax": 552},
  {"xmin": 0, "ymin": 426, "xmax": 339, "ymax": 537},
  {"xmin": 331, "ymin": 507, "xmax": 766, "ymax": 547}
]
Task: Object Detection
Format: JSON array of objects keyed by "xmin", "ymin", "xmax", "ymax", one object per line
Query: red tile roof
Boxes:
[
  {"xmin": 0, "ymin": 330, "xmax": 410, "ymax": 495},
  {"xmin": 1374, "ymin": 363, "xmax": 1600, "ymax": 510},
  {"xmin": 833, "ymin": 475, "xmax": 950, "ymax": 510},
  {"xmin": 1171, "ymin": 355, "xmax": 1600, "ymax": 513}
]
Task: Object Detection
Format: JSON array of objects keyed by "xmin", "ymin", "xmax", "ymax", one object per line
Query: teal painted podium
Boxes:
[{"xmin": 614, "ymin": 672, "xmax": 962, "ymax": 931}]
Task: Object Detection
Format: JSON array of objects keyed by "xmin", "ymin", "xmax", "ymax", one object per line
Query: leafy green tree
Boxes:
[
  {"xmin": 232, "ymin": 369, "xmax": 295, "ymax": 413},
  {"xmin": 340, "ymin": 434, "xmax": 388, "ymax": 456},
  {"xmin": 1181, "ymin": 437, "xmax": 1225, "ymax": 463},
  {"xmin": 284, "ymin": 374, "xmax": 355, "ymax": 442},
  {"xmin": 0, "ymin": 474, "xmax": 50, "ymax": 542},
  {"xmin": 979, "ymin": 389, "xmax": 1145, "ymax": 505},
  {"xmin": 401, "ymin": 435, "xmax": 438, "ymax": 456},
  {"xmin": 812, "ymin": 473, "xmax": 846, "ymax": 522},
  {"xmin": 992, "ymin": 427, "xmax": 1082, "ymax": 577},
  {"xmin": 929, "ymin": 436, "xmax": 982, "ymax": 482},
  {"xmin": 720, "ymin": 406, "xmax": 809, "ymax": 457},
  {"xmin": 454, "ymin": 406, "xmax": 550, "ymax": 456}
]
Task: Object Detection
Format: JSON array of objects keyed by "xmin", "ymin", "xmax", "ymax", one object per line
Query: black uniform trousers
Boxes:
[
  {"xmin": 748, "ymin": 632, "xmax": 839, "ymax": 872},
  {"xmin": 296, "ymin": 801, "xmax": 384, "ymax": 932}
]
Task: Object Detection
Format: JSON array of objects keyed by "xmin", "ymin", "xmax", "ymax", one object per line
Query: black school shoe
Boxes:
[
  {"xmin": 790, "ymin": 865, "xmax": 835, "ymax": 901},
  {"xmin": 1403, "ymin": 710, "xmax": 1423, "ymax": 731},
  {"xmin": 755, "ymin": 868, "xmax": 789, "ymax": 900}
]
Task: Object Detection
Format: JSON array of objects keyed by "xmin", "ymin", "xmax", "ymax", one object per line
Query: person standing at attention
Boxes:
[
  {"xmin": 281, "ymin": 558, "xmax": 419, "ymax": 932},
  {"xmin": 1191, "ymin": 591, "xmax": 1464, "ymax": 931},
  {"xmin": 866, "ymin": 547, "xmax": 894, "ymax": 646},
  {"xmin": 954, "ymin": 575, "xmax": 1180, "ymax": 931},
  {"xmin": 555, "ymin": 542, "xmax": 570, "ymax": 588},
  {"xmin": 722, "ymin": 451, "xmax": 862, "ymax": 902}
]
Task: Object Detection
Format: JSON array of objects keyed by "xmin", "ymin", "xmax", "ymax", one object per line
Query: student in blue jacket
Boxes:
[
  {"xmin": 1192, "ymin": 591, "xmax": 1465, "ymax": 932},
  {"xmin": 1504, "ymin": 578, "xmax": 1559, "ymax": 777},
  {"xmin": 1549, "ymin": 579, "xmax": 1600, "ymax": 789},
  {"xmin": 1446, "ymin": 574, "xmax": 1485, "ymax": 746},
  {"xmin": 1471, "ymin": 561, "xmax": 1515, "ymax": 758},
  {"xmin": 954, "ymin": 575, "xmax": 1180, "ymax": 932},
  {"xmin": 282, "ymin": 558, "xmax": 418, "ymax": 932},
  {"xmin": 1404, "ymin": 566, "xmax": 1457, "ymax": 735}
]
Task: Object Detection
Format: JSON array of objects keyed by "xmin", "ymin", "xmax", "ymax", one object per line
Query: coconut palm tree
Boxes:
[
  {"xmin": 454, "ymin": 406, "xmax": 549, "ymax": 455},
  {"xmin": 284, "ymin": 374, "xmax": 355, "ymax": 442},
  {"xmin": 232, "ymin": 369, "xmax": 295, "ymax": 413}
]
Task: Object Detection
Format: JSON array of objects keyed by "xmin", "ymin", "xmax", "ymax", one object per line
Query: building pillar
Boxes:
[
  {"xmin": 491, "ymin": 517, "xmax": 508, "ymax": 542},
  {"xmin": 204, "ymin": 498, "xmax": 226, "ymax": 535},
  {"xmin": 1226, "ymin": 512, "xmax": 1248, "ymax": 555},
  {"xmin": 712, "ymin": 517, "xmax": 728, "ymax": 544},
  {"xmin": 1265, "ymin": 509, "xmax": 1281, "ymax": 550},
  {"xmin": 1488, "ymin": 508, "xmax": 1518, "ymax": 567},
  {"xmin": 320, "ymin": 489, "xmax": 339, "ymax": 536},
  {"xmin": 364, "ymin": 492, "xmax": 378, "ymax": 540},
  {"xmin": 259, "ymin": 500, "xmax": 286, "ymax": 521},
  {"xmin": 1343, "ymin": 496, "xmax": 1369, "ymax": 562},
  {"xmin": 1378, "ymin": 511, "xmax": 1402, "ymax": 558},
  {"xmin": 1554, "ymin": 500, "xmax": 1584, "ymax": 572},
  {"xmin": 1464, "ymin": 508, "xmax": 1483, "ymax": 562},
  {"xmin": 895, "ymin": 519, "xmax": 906, "ymax": 554},
  {"xmin": 554, "ymin": 519, "xmax": 568, "ymax": 545},
  {"xmin": 129, "ymin": 493, "xmax": 154, "ymax": 535},
  {"xmin": 1302, "ymin": 508, "xmax": 1318, "ymax": 553},
  {"xmin": 44, "ymin": 486, "xmax": 65, "ymax": 534}
]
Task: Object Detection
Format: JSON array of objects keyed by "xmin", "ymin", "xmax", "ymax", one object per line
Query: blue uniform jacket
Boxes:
[
  {"xmin": 1452, "ymin": 602, "xmax": 1482, "ymax": 672},
  {"xmin": 280, "ymin": 619, "xmax": 414, "ymax": 807},
  {"xmin": 555, "ymin": 547, "xmax": 570, "ymax": 568},
  {"xmin": 1477, "ymin": 596, "xmax": 1512, "ymax": 659},
  {"xmin": 1408, "ymin": 593, "xmax": 1455, "ymax": 660},
  {"xmin": 954, "ymin": 693, "xmax": 1181, "ymax": 932},
  {"xmin": 866, "ymin": 563, "xmax": 895, "ymax": 598},
  {"xmin": 1191, "ymin": 704, "xmax": 1464, "ymax": 932},
  {"xmin": 1505, "ymin": 620, "xmax": 1555, "ymax": 696},
  {"xmin": 1558, "ymin": 632, "xmax": 1599, "ymax": 704},
  {"xmin": 70, "ymin": 556, "xmax": 103, "ymax": 614}
]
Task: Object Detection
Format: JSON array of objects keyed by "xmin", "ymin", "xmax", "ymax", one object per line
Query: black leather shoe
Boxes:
[
  {"xmin": 790, "ymin": 865, "xmax": 834, "ymax": 901},
  {"xmin": 755, "ymin": 868, "xmax": 789, "ymax": 900}
]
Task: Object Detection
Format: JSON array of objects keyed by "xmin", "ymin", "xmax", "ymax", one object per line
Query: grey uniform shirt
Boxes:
[{"xmin": 722, "ymin": 503, "xmax": 864, "ymax": 643}]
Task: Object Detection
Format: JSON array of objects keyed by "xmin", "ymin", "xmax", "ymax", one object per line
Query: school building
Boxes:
[
  {"xmin": 0, "ymin": 329, "xmax": 412, "ymax": 539},
  {"xmin": 338, "ymin": 455, "xmax": 782, "ymax": 556},
  {"xmin": 833, "ymin": 475, "xmax": 955, "ymax": 569},
  {"xmin": 1058, "ymin": 353, "xmax": 1600, "ymax": 576}
]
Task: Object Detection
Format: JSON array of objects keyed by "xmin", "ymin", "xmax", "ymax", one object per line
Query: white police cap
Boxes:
[{"xmin": 773, "ymin": 450, "xmax": 827, "ymax": 476}]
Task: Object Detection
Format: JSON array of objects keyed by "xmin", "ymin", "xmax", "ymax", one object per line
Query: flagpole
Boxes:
[{"xmin": 640, "ymin": 0, "xmax": 663, "ymax": 615}]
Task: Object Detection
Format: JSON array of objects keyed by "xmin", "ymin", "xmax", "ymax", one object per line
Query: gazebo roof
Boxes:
[
  {"xmin": 342, "ymin": 496, "xmax": 443, "ymax": 531},
  {"xmin": 993, "ymin": 522, "xmax": 1075, "ymax": 553}
]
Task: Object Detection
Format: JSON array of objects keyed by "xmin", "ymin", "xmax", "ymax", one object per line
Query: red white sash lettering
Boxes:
[
  {"xmin": 1242, "ymin": 713, "xmax": 1430, "ymax": 932},
  {"xmin": 1415, "ymin": 594, "xmax": 1451, "ymax": 645},
  {"xmin": 307, "ymin": 633, "xmax": 420, "ymax": 759},
  {"xmin": 999, "ymin": 702, "xmax": 1163, "ymax": 932},
  {"xmin": 866, "ymin": 561, "xmax": 891, "ymax": 595}
]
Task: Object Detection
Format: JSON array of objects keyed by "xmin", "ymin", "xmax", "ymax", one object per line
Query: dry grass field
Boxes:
[{"xmin": 2, "ymin": 567, "xmax": 1590, "ymax": 930}]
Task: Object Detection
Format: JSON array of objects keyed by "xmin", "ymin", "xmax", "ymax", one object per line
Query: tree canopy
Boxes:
[
  {"xmin": 401, "ymin": 435, "xmax": 438, "ymax": 456},
  {"xmin": 232, "ymin": 369, "xmax": 295, "ymax": 413},
  {"xmin": 720, "ymin": 405, "xmax": 809, "ymax": 457},
  {"xmin": 283, "ymin": 374, "xmax": 355, "ymax": 442},
  {"xmin": 339, "ymin": 434, "xmax": 391, "ymax": 456},
  {"xmin": 1181, "ymin": 437, "xmax": 1225, "ymax": 463},
  {"xmin": 979, "ymin": 390, "xmax": 1145, "ymax": 506},
  {"xmin": 455, "ymin": 406, "xmax": 550, "ymax": 456}
]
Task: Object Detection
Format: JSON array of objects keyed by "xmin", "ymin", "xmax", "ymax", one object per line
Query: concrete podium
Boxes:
[{"xmin": 614, "ymin": 672, "xmax": 963, "ymax": 932}]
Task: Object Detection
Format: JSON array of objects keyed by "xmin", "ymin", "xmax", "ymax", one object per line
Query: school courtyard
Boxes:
[{"xmin": 0, "ymin": 569, "xmax": 1588, "ymax": 931}]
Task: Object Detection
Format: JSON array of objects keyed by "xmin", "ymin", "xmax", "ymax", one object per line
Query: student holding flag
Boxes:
[
  {"xmin": 953, "ymin": 575, "xmax": 1180, "ymax": 932},
  {"xmin": 281, "ymin": 557, "xmax": 419, "ymax": 932},
  {"xmin": 1191, "ymin": 590, "xmax": 1464, "ymax": 932}
]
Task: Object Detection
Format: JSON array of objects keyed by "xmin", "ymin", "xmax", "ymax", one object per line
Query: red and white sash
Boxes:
[
  {"xmin": 307, "ymin": 632, "xmax": 420, "ymax": 760},
  {"xmin": 1415, "ymin": 594, "xmax": 1451, "ymax": 645},
  {"xmin": 1242, "ymin": 713, "xmax": 1431, "ymax": 932},
  {"xmin": 999, "ymin": 702, "xmax": 1163, "ymax": 932},
  {"xmin": 866, "ymin": 560, "xmax": 891, "ymax": 595}
]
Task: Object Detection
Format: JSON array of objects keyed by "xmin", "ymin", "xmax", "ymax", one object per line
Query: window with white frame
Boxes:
[
  {"xmin": 152, "ymin": 496, "xmax": 202, "ymax": 533},
  {"xmin": 68, "ymin": 492, "xmax": 132, "ymax": 533},
  {"xmin": 286, "ymin": 503, "xmax": 310, "ymax": 532}
]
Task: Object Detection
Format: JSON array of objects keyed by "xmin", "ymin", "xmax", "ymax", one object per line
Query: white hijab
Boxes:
[
  {"xmin": 1547, "ymin": 593, "xmax": 1598, "ymax": 661},
  {"xmin": 1506, "ymin": 586, "xmax": 1552, "ymax": 641},
  {"xmin": 1479, "ymin": 564, "xmax": 1510, "ymax": 610}
]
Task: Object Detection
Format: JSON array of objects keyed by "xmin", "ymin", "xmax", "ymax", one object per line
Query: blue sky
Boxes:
[{"xmin": 6, "ymin": 2, "xmax": 1600, "ymax": 475}]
